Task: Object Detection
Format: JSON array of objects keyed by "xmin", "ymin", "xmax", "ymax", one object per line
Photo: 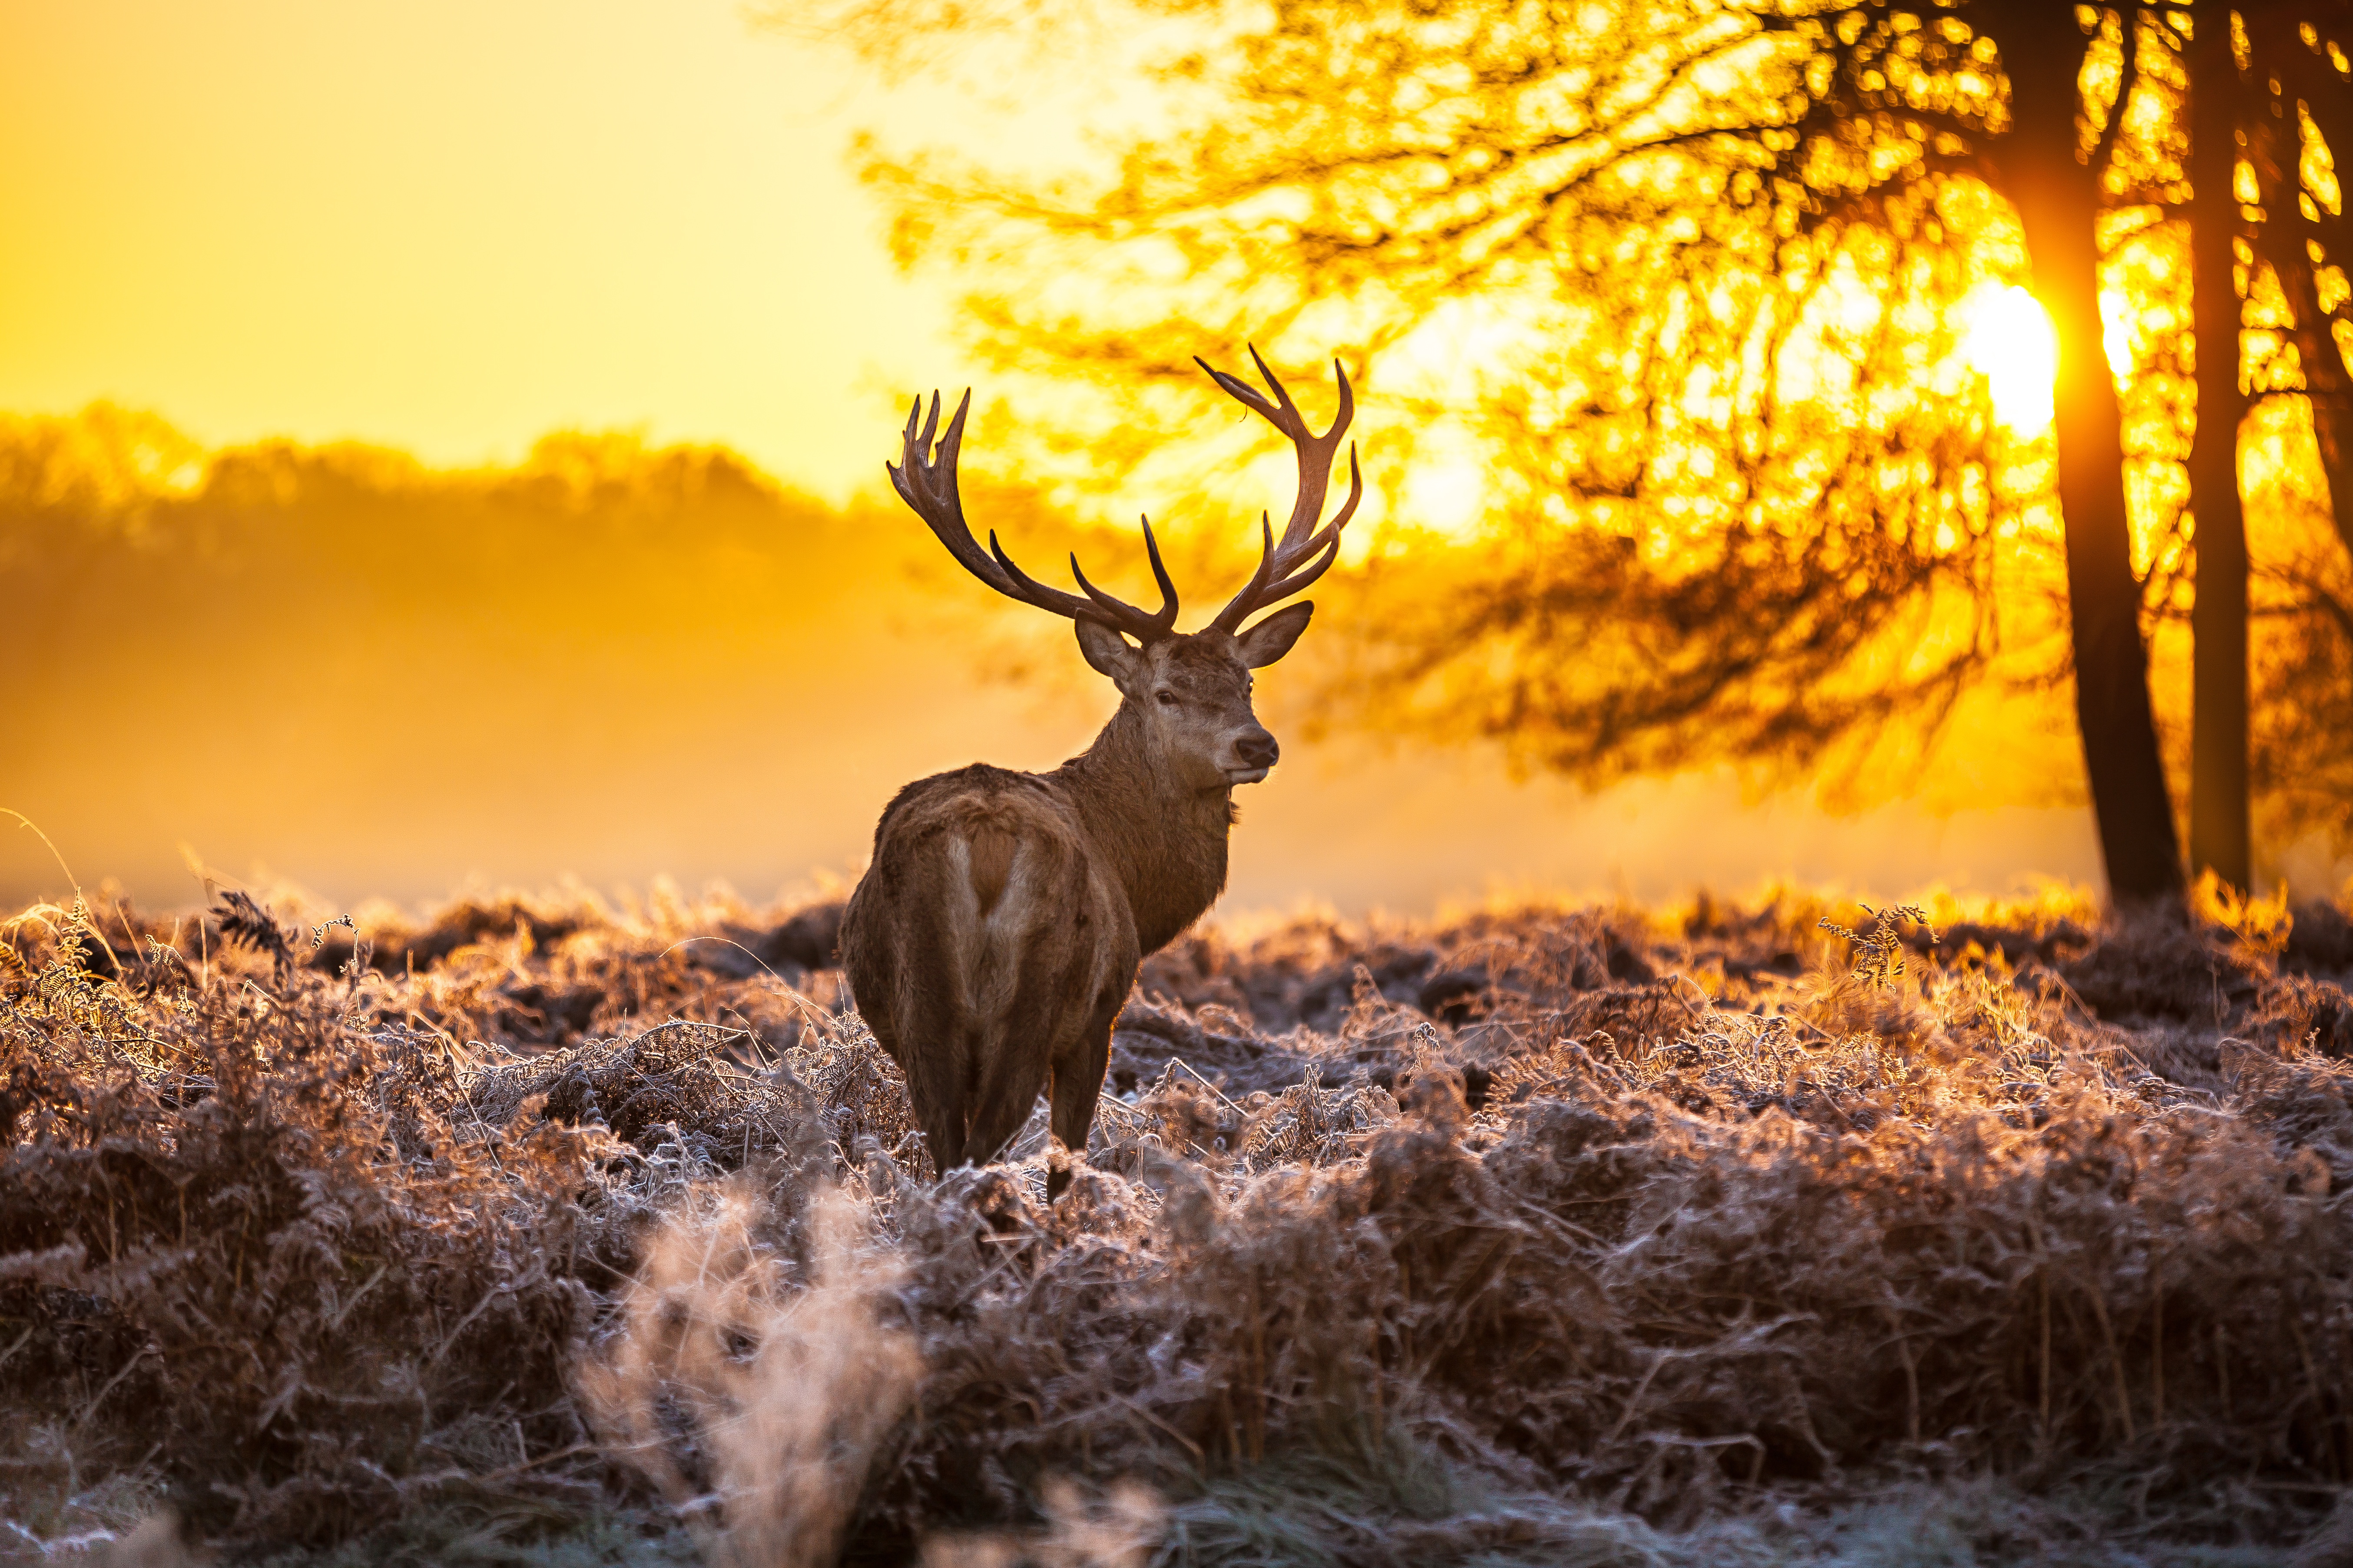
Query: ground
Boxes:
[{"xmin": 5, "ymin": 880, "xmax": 2353, "ymax": 1566}]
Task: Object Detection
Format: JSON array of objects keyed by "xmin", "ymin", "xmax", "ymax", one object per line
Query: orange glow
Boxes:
[
  {"xmin": 1397, "ymin": 444, "xmax": 1491, "ymax": 539},
  {"xmin": 0, "ymin": 9, "xmax": 2278, "ymax": 913},
  {"xmin": 0, "ymin": 1, "xmax": 1005, "ymax": 504},
  {"xmin": 1959, "ymin": 284, "xmax": 2058, "ymax": 432}
]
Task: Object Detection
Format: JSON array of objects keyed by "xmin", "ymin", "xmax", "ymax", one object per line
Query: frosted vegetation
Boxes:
[{"xmin": 5, "ymin": 881, "xmax": 2353, "ymax": 1564}]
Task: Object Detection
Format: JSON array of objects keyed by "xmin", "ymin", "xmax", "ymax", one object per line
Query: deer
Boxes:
[{"xmin": 839, "ymin": 351, "xmax": 1362, "ymax": 1199}]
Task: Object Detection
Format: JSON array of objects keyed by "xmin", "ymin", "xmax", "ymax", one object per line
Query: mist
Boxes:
[{"xmin": 1, "ymin": 405, "xmax": 2109, "ymax": 917}]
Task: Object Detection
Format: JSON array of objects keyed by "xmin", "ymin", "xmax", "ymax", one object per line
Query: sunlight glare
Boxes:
[
  {"xmin": 1960, "ymin": 284, "xmax": 2056, "ymax": 433},
  {"xmin": 1403, "ymin": 450, "xmax": 1490, "ymax": 538}
]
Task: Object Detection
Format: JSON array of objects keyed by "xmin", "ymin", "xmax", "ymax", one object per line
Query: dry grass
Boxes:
[{"xmin": 5, "ymin": 879, "xmax": 2353, "ymax": 1565}]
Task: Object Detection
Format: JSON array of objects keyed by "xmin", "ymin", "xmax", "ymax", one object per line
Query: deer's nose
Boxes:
[{"xmin": 1236, "ymin": 729, "xmax": 1279, "ymax": 768}]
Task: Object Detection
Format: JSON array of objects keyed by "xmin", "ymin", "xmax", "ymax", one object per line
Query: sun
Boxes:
[{"xmin": 1959, "ymin": 283, "xmax": 2058, "ymax": 433}]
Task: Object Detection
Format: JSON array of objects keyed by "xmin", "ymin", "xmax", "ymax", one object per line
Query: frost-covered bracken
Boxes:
[{"xmin": 4, "ymin": 880, "xmax": 2353, "ymax": 1563}]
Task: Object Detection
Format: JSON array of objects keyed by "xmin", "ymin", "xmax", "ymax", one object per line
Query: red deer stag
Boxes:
[{"xmin": 841, "ymin": 351, "xmax": 1361, "ymax": 1197}]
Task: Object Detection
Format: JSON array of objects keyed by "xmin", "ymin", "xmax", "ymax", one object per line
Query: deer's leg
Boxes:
[
  {"xmin": 849, "ymin": 882, "xmax": 975, "ymax": 1184},
  {"xmin": 919, "ymin": 1068, "xmax": 968, "ymax": 1180},
  {"xmin": 911, "ymin": 1005, "xmax": 974, "ymax": 1178},
  {"xmin": 961, "ymin": 842, "xmax": 1092, "ymax": 1170},
  {"xmin": 1046, "ymin": 979, "xmax": 1124, "ymax": 1201},
  {"xmin": 961, "ymin": 969, "xmax": 1065, "ymax": 1167},
  {"xmin": 961, "ymin": 1076, "xmax": 1041, "ymax": 1170},
  {"xmin": 962, "ymin": 985, "xmax": 1053, "ymax": 1167},
  {"xmin": 860, "ymin": 1000, "xmax": 965, "ymax": 1178}
]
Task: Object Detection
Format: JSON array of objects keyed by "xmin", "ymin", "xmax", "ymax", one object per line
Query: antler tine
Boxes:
[
  {"xmin": 886, "ymin": 388, "xmax": 1179, "ymax": 642},
  {"xmin": 1214, "ymin": 514, "xmax": 1280, "ymax": 635},
  {"xmin": 1254, "ymin": 446, "xmax": 1362, "ymax": 603},
  {"xmin": 1246, "ymin": 343, "xmax": 1308, "ymax": 428},
  {"xmin": 1201, "ymin": 353, "xmax": 1362, "ymax": 635},
  {"xmin": 1070, "ymin": 516, "xmax": 1179, "ymax": 636},
  {"xmin": 886, "ymin": 390, "xmax": 1004, "ymax": 589},
  {"xmin": 1193, "ymin": 357, "xmax": 1282, "ymax": 422}
]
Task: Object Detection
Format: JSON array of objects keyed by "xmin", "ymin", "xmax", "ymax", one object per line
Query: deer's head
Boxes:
[{"xmin": 887, "ymin": 351, "xmax": 1361, "ymax": 793}]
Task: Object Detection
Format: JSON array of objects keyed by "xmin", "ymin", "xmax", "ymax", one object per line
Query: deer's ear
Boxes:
[
  {"xmin": 1074, "ymin": 619, "xmax": 1140, "ymax": 681},
  {"xmin": 1235, "ymin": 602, "xmax": 1313, "ymax": 668}
]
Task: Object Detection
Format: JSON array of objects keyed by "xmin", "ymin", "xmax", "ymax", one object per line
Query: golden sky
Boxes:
[
  {"xmin": 0, "ymin": 1, "xmax": 2133, "ymax": 915},
  {"xmin": 0, "ymin": 0, "xmax": 997, "ymax": 503}
]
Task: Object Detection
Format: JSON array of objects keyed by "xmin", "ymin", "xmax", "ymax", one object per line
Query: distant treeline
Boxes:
[
  {"xmin": 3, "ymin": 403, "xmax": 2346, "ymax": 904},
  {"xmin": 3, "ymin": 401, "xmax": 853, "ymax": 667},
  {"xmin": 0, "ymin": 404, "xmax": 1096, "ymax": 907}
]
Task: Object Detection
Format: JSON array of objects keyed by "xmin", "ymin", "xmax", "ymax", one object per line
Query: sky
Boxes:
[
  {"xmin": 0, "ymin": 0, "xmax": 2133, "ymax": 916},
  {"xmin": 0, "ymin": 0, "xmax": 998, "ymax": 504}
]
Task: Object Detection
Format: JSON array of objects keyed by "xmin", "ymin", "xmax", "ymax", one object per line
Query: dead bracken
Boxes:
[{"xmin": 4, "ymin": 880, "xmax": 2353, "ymax": 1564}]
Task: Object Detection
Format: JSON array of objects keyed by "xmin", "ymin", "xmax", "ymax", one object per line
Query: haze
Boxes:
[{"xmin": 0, "ymin": 0, "xmax": 2110, "ymax": 916}]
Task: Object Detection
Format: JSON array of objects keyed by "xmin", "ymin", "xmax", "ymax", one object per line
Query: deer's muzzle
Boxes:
[{"xmin": 1226, "ymin": 728, "xmax": 1279, "ymax": 784}]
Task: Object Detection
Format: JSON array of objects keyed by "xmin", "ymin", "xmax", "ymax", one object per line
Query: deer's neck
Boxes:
[{"xmin": 1056, "ymin": 707, "xmax": 1233, "ymax": 955}]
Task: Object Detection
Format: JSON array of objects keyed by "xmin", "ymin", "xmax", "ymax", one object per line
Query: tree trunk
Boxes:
[
  {"xmin": 2306, "ymin": 390, "xmax": 2353, "ymax": 557},
  {"xmin": 1992, "ymin": 10, "xmax": 2186, "ymax": 905},
  {"xmin": 2187, "ymin": 0, "xmax": 2251, "ymax": 891}
]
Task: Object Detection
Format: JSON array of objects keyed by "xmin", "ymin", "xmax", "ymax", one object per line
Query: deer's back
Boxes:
[
  {"xmin": 851, "ymin": 764, "xmax": 1099, "ymax": 907},
  {"xmin": 842, "ymin": 764, "xmax": 1136, "ymax": 1026}
]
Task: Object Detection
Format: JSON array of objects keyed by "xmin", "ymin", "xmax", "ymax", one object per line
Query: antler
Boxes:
[
  {"xmin": 887, "ymin": 390, "xmax": 1180, "ymax": 643},
  {"xmin": 1197, "ymin": 348, "xmax": 1363, "ymax": 635}
]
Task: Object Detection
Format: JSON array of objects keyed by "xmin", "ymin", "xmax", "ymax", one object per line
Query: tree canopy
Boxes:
[{"xmin": 840, "ymin": 0, "xmax": 2353, "ymax": 883}]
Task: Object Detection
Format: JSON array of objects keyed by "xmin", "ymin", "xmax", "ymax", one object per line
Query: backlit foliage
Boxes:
[
  {"xmin": 844, "ymin": 0, "xmax": 2353, "ymax": 849},
  {"xmin": 1817, "ymin": 899, "xmax": 1936, "ymax": 986}
]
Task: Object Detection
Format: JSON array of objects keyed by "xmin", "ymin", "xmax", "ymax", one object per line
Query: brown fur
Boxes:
[
  {"xmin": 855, "ymin": 352, "xmax": 1346, "ymax": 1193},
  {"xmin": 842, "ymin": 620, "xmax": 1307, "ymax": 1192},
  {"xmin": 966, "ymin": 823, "xmax": 1017, "ymax": 920}
]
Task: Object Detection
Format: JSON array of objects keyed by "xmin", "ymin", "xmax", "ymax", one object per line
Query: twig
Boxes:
[
  {"xmin": 2084, "ymin": 1284, "xmax": 2136, "ymax": 1444},
  {"xmin": 1603, "ymin": 1347, "xmax": 1691, "ymax": 1447},
  {"xmin": 73, "ymin": 1346, "xmax": 153, "ymax": 1427},
  {"xmin": 1110, "ymin": 1392, "xmax": 1206, "ymax": 1464},
  {"xmin": 1160, "ymin": 1056, "xmax": 1246, "ymax": 1115},
  {"xmin": 326, "ymin": 1262, "xmax": 391, "ymax": 1332},
  {"xmin": 464, "ymin": 1441, "xmax": 605, "ymax": 1485}
]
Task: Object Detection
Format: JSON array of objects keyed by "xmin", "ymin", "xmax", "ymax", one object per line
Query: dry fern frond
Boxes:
[
  {"xmin": 1818, "ymin": 901, "xmax": 1938, "ymax": 988},
  {"xmin": 3, "ymin": 883, "xmax": 2350, "ymax": 1562}
]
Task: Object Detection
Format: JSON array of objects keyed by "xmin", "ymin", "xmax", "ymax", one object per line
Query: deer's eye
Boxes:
[{"xmin": 1155, "ymin": 690, "xmax": 1180, "ymax": 707}]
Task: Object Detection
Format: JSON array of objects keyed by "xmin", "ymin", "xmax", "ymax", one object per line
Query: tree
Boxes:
[
  {"xmin": 1971, "ymin": 1, "xmax": 2182, "ymax": 900},
  {"xmin": 2188, "ymin": 0, "xmax": 2254, "ymax": 891},
  {"xmin": 2174, "ymin": 0, "xmax": 2353, "ymax": 890},
  {"xmin": 843, "ymin": 0, "xmax": 2353, "ymax": 898}
]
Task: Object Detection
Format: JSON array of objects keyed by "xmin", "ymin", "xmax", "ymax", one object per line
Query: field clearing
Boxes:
[{"xmin": 6, "ymin": 881, "xmax": 2353, "ymax": 1566}]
